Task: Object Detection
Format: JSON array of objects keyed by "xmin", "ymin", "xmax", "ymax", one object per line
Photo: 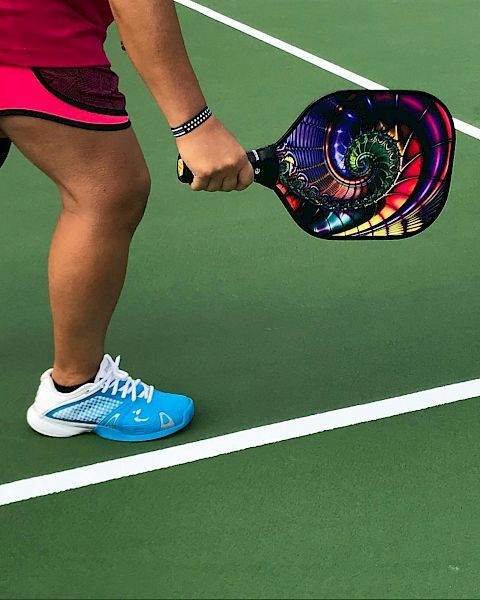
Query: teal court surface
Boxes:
[{"xmin": 1, "ymin": 1, "xmax": 480, "ymax": 597}]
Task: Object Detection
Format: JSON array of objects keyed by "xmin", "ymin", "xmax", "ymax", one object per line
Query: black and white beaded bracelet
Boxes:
[{"xmin": 171, "ymin": 107, "xmax": 212, "ymax": 138}]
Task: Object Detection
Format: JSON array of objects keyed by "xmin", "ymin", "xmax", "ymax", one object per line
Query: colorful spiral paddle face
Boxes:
[{"xmin": 275, "ymin": 90, "xmax": 455, "ymax": 239}]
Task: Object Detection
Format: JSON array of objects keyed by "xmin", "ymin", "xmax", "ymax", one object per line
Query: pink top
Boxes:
[{"xmin": 0, "ymin": 0, "xmax": 114, "ymax": 67}]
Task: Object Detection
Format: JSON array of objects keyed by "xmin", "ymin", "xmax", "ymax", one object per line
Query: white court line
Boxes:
[
  {"xmin": 175, "ymin": 0, "xmax": 480, "ymax": 142},
  {"xmin": 1, "ymin": 378, "xmax": 480, "ymax": 507}
]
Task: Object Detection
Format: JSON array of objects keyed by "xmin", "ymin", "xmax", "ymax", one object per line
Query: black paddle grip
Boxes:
[{"xmin": 177, "ymin": 145, "xmax": 278, "ymax": 189}]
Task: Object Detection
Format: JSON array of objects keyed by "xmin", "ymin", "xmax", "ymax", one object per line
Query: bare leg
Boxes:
[
  {"xmin": 0, "ymin": 116, "xmax": 151, "ymax": 385},
  {"xmin": 47, "ymin": 188, "xmax": 143, "ymax": 384}
]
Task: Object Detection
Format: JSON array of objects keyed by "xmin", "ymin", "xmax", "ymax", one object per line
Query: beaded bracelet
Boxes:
[{"xmin": 171, "ymin": 107, "xmax": 212, "ymax": 138}]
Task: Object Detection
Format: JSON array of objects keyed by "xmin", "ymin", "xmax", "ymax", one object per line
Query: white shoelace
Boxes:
[{"xmin": 96, "ymin": 355, "xmax": 154, "ymax": 403}]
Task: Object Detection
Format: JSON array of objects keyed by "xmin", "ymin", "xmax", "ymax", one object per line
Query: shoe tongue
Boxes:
[{"xmin": 94, "ymin": 354, "xmax": 116, "ymax": 383}]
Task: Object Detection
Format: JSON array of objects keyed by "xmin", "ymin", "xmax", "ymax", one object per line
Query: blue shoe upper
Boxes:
[
  {"xmin": 46, "ymin": 355, "xmax": 193, "ymax": 439},
  {"xmin": 96, "ymin": 387, "xmax": 191, "ymax": 436}
]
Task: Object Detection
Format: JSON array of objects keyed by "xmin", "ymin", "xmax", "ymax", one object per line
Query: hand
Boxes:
[{"xmin": 176, "ymin": 116, "xmax": 254, "ymax": 192}]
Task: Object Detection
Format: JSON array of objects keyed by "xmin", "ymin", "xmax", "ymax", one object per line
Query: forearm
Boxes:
[{"xmin": 109, "ymin": 0, "xmax": 206, "ymax": 126}]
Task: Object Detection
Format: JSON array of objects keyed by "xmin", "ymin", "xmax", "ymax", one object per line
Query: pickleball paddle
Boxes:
[{"xmin": 177, "ymin": 90, "xmax": 455, "ymax": 239}]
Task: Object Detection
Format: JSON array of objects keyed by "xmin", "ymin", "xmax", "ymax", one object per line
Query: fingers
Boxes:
[
  {"xmin": 190, "ymin": 175, "xmax": 210, "ymax": 191},
  {"xmin": 206, "ymin": 175, "xmax": 224, "ymax": 192},
  {"xmin": 207, "ymin": 172, "xmax": 242, "ymax": 192},
  {"xmin": 236, "ymin": 163, "xmax": 254, "ymax": 191},
  {"xmin": 190, "ymin": 165, "xmax": 254, "ymax": 192},
  {"xmin": 221, "ymin": 176, "xmax": 239, "ymax": 192},
  {"xmin": 191, "ymin": 172, "xmax": 235, "ymax": 192}
]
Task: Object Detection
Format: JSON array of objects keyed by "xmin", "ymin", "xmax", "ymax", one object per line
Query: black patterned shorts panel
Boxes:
[{"xmin": 34, "ymin": 66, "xmax": 128, "ymax": 116}]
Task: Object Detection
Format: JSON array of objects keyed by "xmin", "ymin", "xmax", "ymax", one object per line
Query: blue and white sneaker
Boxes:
[{"xmin": 26, "ymin": 354, "xmax": 194, "ymax": 442}]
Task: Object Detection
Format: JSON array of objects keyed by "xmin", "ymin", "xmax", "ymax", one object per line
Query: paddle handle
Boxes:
[{"xmin": 177, "ymin": 146, "xmax": 278, "ymax": 189}]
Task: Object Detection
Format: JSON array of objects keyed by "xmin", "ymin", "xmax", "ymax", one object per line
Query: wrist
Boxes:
[
  {"xmin": 175, "ymin": 115, "xmax": 222, "ymax": 148},
  {"xmin": 171, "ymin": 106, "xmax": 212, "ymax": 138},
  {"xmin": 152, "ymin": 88, "xmax": 207, "ymax": 128}
]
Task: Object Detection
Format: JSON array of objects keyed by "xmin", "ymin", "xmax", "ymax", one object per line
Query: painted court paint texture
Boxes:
[
  {"xmin": 1, "ymin": 3, "xmax": 480, "ymax": 597},
  {"xmin": 0, "ymin": 0, "xmax": 113, "ymax": 67},
  {"xmin": 174, "ymin": 0, "xmax": 480, "ymax": 142}
]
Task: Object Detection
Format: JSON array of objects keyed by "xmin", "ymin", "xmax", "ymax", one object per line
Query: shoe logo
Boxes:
[
  {"xmin": 133, "ymin": 408, "xmax": 149, "ymax": 423},
  {"xmin": 159, "ymin": 412, "xmax": 175, "ymax": 430},
  {"xmin": 103, "ymin": 413, "xmax": 121, "ymax": 428}
]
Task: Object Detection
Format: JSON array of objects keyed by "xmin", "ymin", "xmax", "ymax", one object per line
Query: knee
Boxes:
[
  {"xmin": 109, "ymin": 168, "xmax": 151, "ymax": 231},
  {"xmin": 124, "ymin": 168, "xmax": 151, "ymax": 229},
  {"xmin": 64, "ymin": 166, "xmax": 152, "ymax": 233}
]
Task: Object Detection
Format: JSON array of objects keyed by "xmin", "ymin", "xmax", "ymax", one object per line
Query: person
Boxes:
[{"xmin": 0, "ymin": 0, "xmax": 254, "ymax": 442}]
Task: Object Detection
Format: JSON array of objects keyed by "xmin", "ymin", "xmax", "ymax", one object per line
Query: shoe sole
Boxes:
[
  {"xmin": 26, "ymin": 400, "xmax": 194, "ymax": 442},
  {"xmin": 27, "ymin": 405, "xmax": 93, "ymax": 437}
]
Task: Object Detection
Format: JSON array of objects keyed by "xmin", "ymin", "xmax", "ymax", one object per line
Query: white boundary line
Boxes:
[
  {"xmin": 175, "ymin": 0, "xmax": 480, "ymax": 142},
  {"xmin": 1, "ymin": 378, "xmax": 480, "ymax": 506}
]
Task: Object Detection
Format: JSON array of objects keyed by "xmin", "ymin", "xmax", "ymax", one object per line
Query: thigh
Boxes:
[{"xmin": 0, "ymin": 115, "xmax": 150, "ymax": 204}]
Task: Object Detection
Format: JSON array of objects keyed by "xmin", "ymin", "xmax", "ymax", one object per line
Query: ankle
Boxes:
[
  {"xmin": 52, "ymin": 365, "xmax": 99, "ymax": 387},
  {"xmin": 52, "ymin": 374, "xmax": 96, "ymax": 393}
]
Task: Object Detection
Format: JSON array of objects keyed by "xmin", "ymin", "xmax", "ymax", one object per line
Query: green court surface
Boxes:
[{"xmin": 1, "ymin": 1, "xmax": 480, "ymax": 598}]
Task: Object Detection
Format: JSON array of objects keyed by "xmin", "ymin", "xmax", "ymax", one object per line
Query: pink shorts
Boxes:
[{"xmin": 0, "ymin": 64, "xmax": 130, "ymax": 131}]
